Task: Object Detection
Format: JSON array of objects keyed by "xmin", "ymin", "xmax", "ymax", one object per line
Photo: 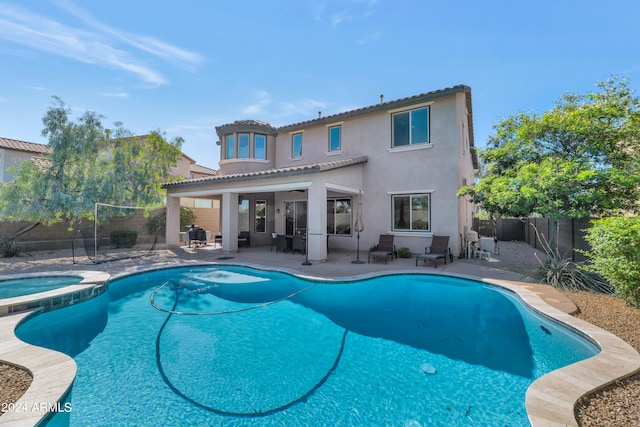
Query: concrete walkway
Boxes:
[{"xmin": 173, "ymin": 244, "xmax": 578, "ymax": 315}]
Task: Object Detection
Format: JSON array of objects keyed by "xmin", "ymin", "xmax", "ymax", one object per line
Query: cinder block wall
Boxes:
[{"xmin": 0, "ymin": 208, "xmax": 167, "ymax": 252}]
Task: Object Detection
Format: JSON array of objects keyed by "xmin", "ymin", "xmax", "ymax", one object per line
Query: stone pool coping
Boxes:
[
  {"xmin": 0, "ymin": 270, "xmax": 109, "ymax": 426},
  {"xmin": 1, "ymin": 264, "xmax": 639, "ymax": 426}
]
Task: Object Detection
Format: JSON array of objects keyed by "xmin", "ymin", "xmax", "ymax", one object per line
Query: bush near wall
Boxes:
[
  {"xmin": 110, "ymin": 230, "xmax": 138, "ymax": 248},
  {"xmin": 583, "ymin": 217, "xmax": 640, "ymax": 307}
]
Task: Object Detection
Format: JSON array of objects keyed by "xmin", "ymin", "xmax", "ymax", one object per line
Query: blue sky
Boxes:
[{"xmin": 1, "ymin": 0, "xmax": 639, "ymax": 169}]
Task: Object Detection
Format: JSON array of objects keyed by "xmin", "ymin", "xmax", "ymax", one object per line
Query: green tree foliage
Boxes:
[
  {"xmin": 0, "ymin": 97, "xmax": 183, "ymax": 237},
  {"xmin": 583, "ymin": 216, "xmax": 640, "ymax": 306},
  {"xmin": 458, "ymin": 77, "xmax": 640, "ymax": 219}
]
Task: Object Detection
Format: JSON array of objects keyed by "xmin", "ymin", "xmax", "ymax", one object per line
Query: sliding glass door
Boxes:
[{"xmin": 285, "ymin": 201, "xmax": 307, "ymax": 235}]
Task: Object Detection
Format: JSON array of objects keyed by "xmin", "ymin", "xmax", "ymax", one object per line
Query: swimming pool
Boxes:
[
  {"xmin": 16, "ymin": 265, "xmax": 599, "ymax": 426},
  {"xmin": 0, "ymin": 276, "xmax": 83, "ymax": 299}
]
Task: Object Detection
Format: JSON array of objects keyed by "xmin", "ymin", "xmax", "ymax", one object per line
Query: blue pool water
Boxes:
[
  {"xmin": 16, "ymin": 266, "xmax": 599, "ymax": 426},
  {"xmin": 0, "ymin": 276, "xmax": 83, "ymax": 299}
]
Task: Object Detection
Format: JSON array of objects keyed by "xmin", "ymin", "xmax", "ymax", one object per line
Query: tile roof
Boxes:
[
  {"xmin": 164, "ymin": 156, "xmax": 368, "ymax": 188},
  {"xmin": 0, "ymin": 137, "xmax": 50, "ymax": 154},
  {"xmin": 190, "ymin": 163, "xmax": 218, "ymax": 176},
  {"xmin": 277, "ymin": 85, "xmax": 472, "ymax": 133}
]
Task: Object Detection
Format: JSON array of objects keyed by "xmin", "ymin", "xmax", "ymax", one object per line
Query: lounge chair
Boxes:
[
  {"xmin": 416, "ymin": 235, "xmax": 451, "ymax": 268},
  {"xmin": 368, "ymin": 234, "xmax": 395, "ymax": 264}
]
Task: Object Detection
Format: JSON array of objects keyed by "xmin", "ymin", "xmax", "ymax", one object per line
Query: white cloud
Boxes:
[
  {"xmin": 98, "ymin": 91, "xmax": 130, "ymax": 98},
  {"xmin": 314, "ymin": 0, "xmax": 380, "ymax": 26},
  {"xmin": 54, "ymin": 0, "xmax": 204, "ymax": 71},
  {"xmin": 0, "ymin": 2, "xmax": 203, "ymax": 85},
  {"xmin": 242, "ymin": 90, "xmax": 272, "ymax": 116}
]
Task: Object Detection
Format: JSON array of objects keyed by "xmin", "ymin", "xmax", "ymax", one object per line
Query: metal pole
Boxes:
[
  {"xmin": 94, "ymin": 203, "xmax": 98, "ymax": 264},
  {"xmin": 302, "ymin": 227, "xmax": 311, "ymax": 266},
  {"xmin": 352, "ymin": 230, "xmax": 364, "ymax": 264}
]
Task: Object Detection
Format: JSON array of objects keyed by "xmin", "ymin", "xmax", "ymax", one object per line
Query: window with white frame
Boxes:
[
  {"xmin": 392, "ymin": 193, "xmax": 430, "ymax": 231},
  {"xmin": 292, "ymin": 133, "xmax": 303, "ymax": 158},
  {"xmin": 255, "ymin": 200, "xmax": 266, "ymax": 233},
  {"xmin": 329, "ymin": 125, "xmax": 341, "ymax": 152},
  {"xmin": 238, "ymin": 199, "xmax": 250, "ymax": 233},
  {"xmin": 392, "ymin": 107, "xmax": 429, "ymax": 147},
  {"xmin": 326, "ymin": 198, "xmax": 351, "ymax": 235}
]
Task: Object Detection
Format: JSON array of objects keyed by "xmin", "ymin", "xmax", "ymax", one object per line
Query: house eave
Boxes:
[{"xmin": 163, "ymin": 156, "xmax": 368, "ymax": 190}]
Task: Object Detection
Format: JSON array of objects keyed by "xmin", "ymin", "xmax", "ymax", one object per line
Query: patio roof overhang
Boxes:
[{"xmin": 164, "ymin": 156, "xmax": 368, "ymax": 198}]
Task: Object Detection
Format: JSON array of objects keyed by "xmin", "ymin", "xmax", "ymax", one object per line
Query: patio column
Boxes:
[
  {"xmin": 221, "ymin": 192, "xmax": 239, "ymax": 253},
  {"xmin": 166, "ymin": 195, "xmax": 181, "ymax": 246},
  {"xmin": 307, "ymin": 181, "xmax": 327, "ymax": 262}
]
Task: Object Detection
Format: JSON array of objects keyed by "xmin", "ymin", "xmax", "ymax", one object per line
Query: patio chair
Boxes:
[
  {"xmin": 276, "ymin": 234, "xmax": 288, "ymax": 253},
  {"xmin": 416, "ymin": 235, "xmax": 451, "ymax": 268},
  {"xmin": 188, "ymin": 227, "xmax": 207, "ymax": 248},
  {"xmin": 368, "ymin": 234, "xmax": 395, "ymax": 264},
  {"xmin": 291, "ymin": 236, "xmax": 305, "ymax": 254},
  {"xmin": 238, "ymin": 231, "xmax": 250, "ymax": 248}
]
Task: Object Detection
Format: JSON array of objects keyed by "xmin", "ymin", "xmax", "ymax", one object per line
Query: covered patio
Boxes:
[{"xmin": 164, "ymin": 157, "xmax": 367, "ymax": 262}]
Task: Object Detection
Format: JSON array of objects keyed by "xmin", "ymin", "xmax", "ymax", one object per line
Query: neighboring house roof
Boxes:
[
  {"xmin": 0, "ymin": 137, "xmax": 50, "ymax": 155},
  {"xmin": 165, "ymin": 156, "xmax": 368, "ymax": 188},
  {"xmin": 190, "ymin": 163, "xmax": 217, "ymax": 176}
]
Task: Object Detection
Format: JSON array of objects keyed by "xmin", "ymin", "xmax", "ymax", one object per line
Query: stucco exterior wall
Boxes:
[
  {"xmin": 268, "ymin": 93, "xmax": 470, "ymax": 255},
  {"xmin": 1, "ymin": 149, "xmax": 36, "ymax": 182}
]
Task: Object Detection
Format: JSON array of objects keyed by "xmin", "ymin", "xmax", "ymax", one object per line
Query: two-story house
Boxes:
[
  {"xmin": 0, "ymin": 137, "xmax": 52, "ymax": 183},
  {"xmin": 164, "ymin": 85, "xmax": 477, "ymax": 262}
]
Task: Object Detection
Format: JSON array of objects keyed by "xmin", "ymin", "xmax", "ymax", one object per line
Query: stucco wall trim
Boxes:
[
  {"xmin": 386, "ymin": 189, "xmax": 435, "ymax": 195},
  {"xmin": 387, "ymin": 100, "xmax": 434, "ymax": 114},
  {"xmin": 387, "ymin": 143, "xmax": 433, "ymax": 154}
]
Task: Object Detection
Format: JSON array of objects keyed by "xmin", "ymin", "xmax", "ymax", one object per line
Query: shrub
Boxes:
[
  {"xmin": 411, "ymin": 219, "xmax": 429, "ymax": 230},
  {"xmin": 110, "ymin": 230, "xmax": 138, "ymax": 248},
  {"xmin": 535, "ymin": 251, "xmax": 612, "ymax": 294},
  {"xmin": 0, "ymin": 240, "xmax": 25, "ymax": 258},
  {"xmin": 180, "ymin": 206, "xmax": 196, "ymax": 229},
  {"xmin": 147, "ymin": 213, "xmax": 165, "ymax": 234},
  {"xmin": 583, "ymin": 217, "xmax": 640, "ymax": 307},
  {"xmin": 398, "ymin": 247, "xmax": 412, "ymax": 258},
  {"xmin": 531, "ymin": 222, "xmax": 612, "ymax": 294}
]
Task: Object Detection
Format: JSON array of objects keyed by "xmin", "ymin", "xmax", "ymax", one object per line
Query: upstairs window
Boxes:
[
  {"xmin": 292, "ymin": 133, "xmax": 303, "ymax": 158},
  {"xmin": 226, "ymin": 135, "xmax": 234, "ymax": 159},
  {"xmin": 254, "ymin": 134, "xmax": 266, "ymax": 160},
  {"xmin": 392, "ymin": 107, "xmax": 429, "ymax": 147},
  {"xmin": 329, "ymin": 125, "xmax": 341, "ymax": 152},
  {"xmin": 238, "ymin": 133, "xmax": 250, "ymax": 158},
  {"xmin": 223, "ymin": 133, "xmax": 267, "ymax": 160}
]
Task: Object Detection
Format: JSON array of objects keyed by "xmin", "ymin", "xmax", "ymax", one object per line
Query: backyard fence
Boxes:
[
  {"xmin": 0, "ymin": 208, "xmax": 166, "ymax": 253},
  {"xmin": 474, "ymin": 217, "xmax": 593, "ymax": 262}
]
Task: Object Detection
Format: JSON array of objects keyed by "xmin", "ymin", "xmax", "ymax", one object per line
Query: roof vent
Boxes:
[
  {"xmin": 318, "ymin": 111, "xmax": 322, "ymax": 118},
  {"xmin": 380, "ymin": 94, "xmax": 384, "ymax": 104}
]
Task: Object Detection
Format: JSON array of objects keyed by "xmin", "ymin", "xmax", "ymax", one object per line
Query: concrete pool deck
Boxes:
[{"xmin": 1, "ymin": 245, "xmax": 639, "ymax": 426}]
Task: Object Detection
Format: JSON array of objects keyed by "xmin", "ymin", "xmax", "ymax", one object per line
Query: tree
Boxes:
[
  {"xmin": 0, "ymin": 97, "xmax": 183, "ymax": 242},
  {"xmin": 458, "ymin": 77, "xmax": 640, "ymax": 220}
]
